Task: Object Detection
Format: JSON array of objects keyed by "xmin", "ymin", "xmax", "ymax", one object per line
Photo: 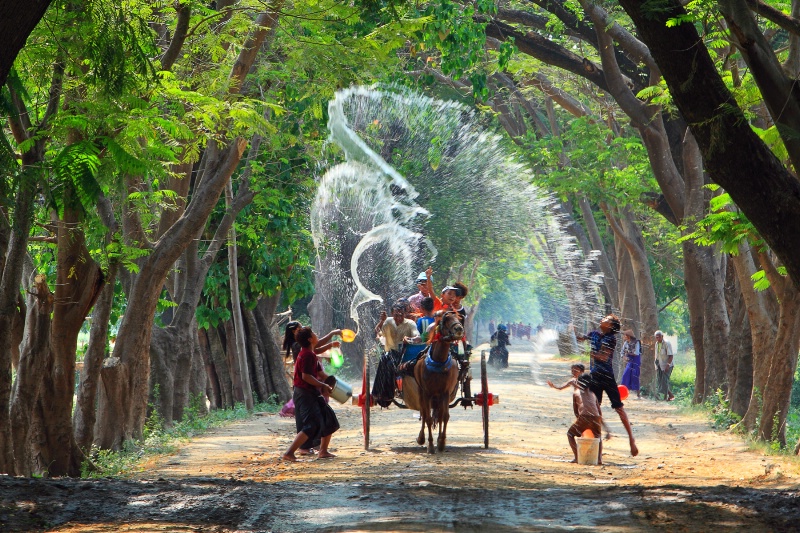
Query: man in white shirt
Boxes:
[
  {"xmin": 654, "ymin": 330, "xmax": 674, "ymax": 401},
  {"xmin": 371, "ymin": 302, "xmax": 419, "ymax": 407}
]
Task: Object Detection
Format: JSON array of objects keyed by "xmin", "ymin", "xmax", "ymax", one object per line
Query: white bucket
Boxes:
[
  {"xmin": 576, "ymin": 437, "xmax": 600, "ymax": 465},
  {"xmin": 325, "ymin": 376, "xmax": 353, "ymax": 404}
]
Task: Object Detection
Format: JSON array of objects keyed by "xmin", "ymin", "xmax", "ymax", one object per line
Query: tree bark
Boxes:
[
  {"xmin": 757, "ymin": 287, "xmax": 800, "ymax": 444},
  {"xmin": 9, "ymin": 274, "xmax": 53, "ymax": 476},
  {"xmin": 0, "ymin": 1, "xmax": 53, "ymax": 87},
  {"xmin": 73, "ymin": 263, "xmax": 117, "ymax": 452},
  {"xmin": 35, "ymin": 204, "xmax": 104, "ymax": 476},
  {"xmin": 603, "ymin": 205, "xmax": 658, "ymax": 389},
  {"xmin": 226, "ymin": 180, "xmax": 253, "ymax": 410},
  {"xmin": 0, "ymin": 176, "xmax": 39, "ymax": 474},
  {"xmin": 255, "ymin": 295, "xmax": 292, "ymax": 402}
]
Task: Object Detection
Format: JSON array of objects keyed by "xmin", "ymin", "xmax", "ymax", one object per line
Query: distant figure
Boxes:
[
  {"xmin": 620, "ymin": 329, "xmax": 641, "ymax": 399},
  {"xmin": 654, "ymin": 330, "xmax": 674, "ymax": 401},
  {"xmin": 488, "ymin": 323, "xmax": 511, "ymax": 368},
  {"xmin": 488, "ymin": 320, "xmax": 496, "ymax": 336}
]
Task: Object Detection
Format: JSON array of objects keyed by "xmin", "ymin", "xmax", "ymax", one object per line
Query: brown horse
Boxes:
[{"xmin": 412, "ymin": 310, "xmax": 463, "ymax": 454}]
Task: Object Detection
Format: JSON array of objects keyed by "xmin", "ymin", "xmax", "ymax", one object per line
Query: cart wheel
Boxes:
[
  {"xmin": 362, "ymin": 355, "xmax": 371, "ymax": 450},
  {"xmin": 481, "ymin": 350, "xmax": 489, "ymax": 449}
]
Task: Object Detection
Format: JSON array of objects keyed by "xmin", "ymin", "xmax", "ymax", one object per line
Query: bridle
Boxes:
[{"xmin": 431, "ymin": 310, "xmax": 464, "ymax": 344}]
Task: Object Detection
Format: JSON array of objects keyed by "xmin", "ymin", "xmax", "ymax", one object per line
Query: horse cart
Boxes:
[{"xmin": 354, "ymin": 310, "xmax": 499, "ymax": 453}]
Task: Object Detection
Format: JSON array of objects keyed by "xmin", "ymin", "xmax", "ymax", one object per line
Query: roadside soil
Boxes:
[{"xmin": 1, "ymin": 334, "xmax": 799, "ymax": 532}]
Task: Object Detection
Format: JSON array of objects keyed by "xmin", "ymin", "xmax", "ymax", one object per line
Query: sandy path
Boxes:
[{"xmin": 2, "ymin": 336, "xmax": 799, "ymax": 531}]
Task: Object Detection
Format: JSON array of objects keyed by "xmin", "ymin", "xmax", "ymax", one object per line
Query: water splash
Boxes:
[{"xmin": 311, "ymin": 84, "xmax": 603, "ymax": 338}]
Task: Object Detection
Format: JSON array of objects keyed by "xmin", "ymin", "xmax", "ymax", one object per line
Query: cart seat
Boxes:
[{"xmin": 400, "ymin": 343, "xmax": 428, "ymax": 364}]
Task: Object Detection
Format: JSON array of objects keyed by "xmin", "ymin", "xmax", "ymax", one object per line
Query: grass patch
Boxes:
[
  {"xmin": 669, "ymin": 363, "xmax": 800, "ymax": 455},
  {"xmin": 83, "ymin": 394, "xmax": 282, "ymax": 478}
]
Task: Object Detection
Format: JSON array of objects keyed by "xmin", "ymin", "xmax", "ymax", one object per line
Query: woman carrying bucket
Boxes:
[{"xmin": 282, "ymin": 327, "xmax": 340, "ymax": 462}]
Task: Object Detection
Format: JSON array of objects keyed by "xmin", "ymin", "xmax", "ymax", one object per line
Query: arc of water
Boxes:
[{"xmin": 348, "ymin": 223, "xmax": 423, "ymax": 323}]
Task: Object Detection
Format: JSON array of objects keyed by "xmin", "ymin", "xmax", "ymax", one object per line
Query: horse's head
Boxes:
[{"xmin": 435, "ymin": 310, "xmax": 464, "ymax": 343}]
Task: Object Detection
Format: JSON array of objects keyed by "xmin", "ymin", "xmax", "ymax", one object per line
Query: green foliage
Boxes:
[{"xmin": 705, "ymin": 388, "xmax": 742, "ymax": 430}]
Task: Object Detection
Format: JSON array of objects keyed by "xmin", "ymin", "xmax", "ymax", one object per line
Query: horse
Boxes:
[{"xmin": 412, "ymin": 310, "xmax": 463, "ymax": 454}]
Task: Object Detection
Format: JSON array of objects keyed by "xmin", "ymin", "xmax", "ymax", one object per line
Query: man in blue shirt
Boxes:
[{"xmin": 576, "ymin": 315, "xmax": 638, "ymax": 457}]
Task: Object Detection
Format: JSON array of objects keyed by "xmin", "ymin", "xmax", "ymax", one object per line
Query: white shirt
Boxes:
[
  {"xmin": 655, "ymin": 339, "xmax": 673, "ymax": 367},
  {"xmin": 381, "ymin": 318, "xmax": 419, "ymax": 352}
]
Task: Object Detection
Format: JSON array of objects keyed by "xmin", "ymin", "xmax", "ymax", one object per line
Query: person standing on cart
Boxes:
[{"xmin": 371, "ymin": 301, "xmax": 419, "ymax": 407}]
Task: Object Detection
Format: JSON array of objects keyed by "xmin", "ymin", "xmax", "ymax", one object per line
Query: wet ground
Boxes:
[{"xmin": 1, "ymin": 336, "xmax": 799, "ymax": 532}]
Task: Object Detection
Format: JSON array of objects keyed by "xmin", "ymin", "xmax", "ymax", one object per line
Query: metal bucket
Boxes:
[{"xmin": 325, "ymin": 375, "xmax": 353, "ymax": 404}]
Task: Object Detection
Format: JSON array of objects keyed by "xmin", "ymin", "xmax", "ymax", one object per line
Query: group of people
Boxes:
[
  {"xmin": 616, "ymin": 328, "xmax": 675, "ymax": 402},
  {"xmin": 372, "ymin": 268, "xmax": 471, "ymax": 407},
  {"xmin": 279, "ymin": 285, "xmax": 673, "ymax": 463},
  {"xmin": 489, "ymin": 321, "xmax": 534, "ymax": 340},
  {"xmin": 544, "ymin": 317, "xmax": 676, "ymax": 463},
  {"xmin": 281, "ymin": 268, "xmax": 473, "ymax": 460}
]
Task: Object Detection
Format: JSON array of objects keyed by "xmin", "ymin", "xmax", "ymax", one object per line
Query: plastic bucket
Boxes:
[
  {"xmin": 576, "ymin": 437, "xmax": 600, "ymax": 465},
  {"xmin": 324, "ymin": 375, "xmax": 353, "ymax": 404}
]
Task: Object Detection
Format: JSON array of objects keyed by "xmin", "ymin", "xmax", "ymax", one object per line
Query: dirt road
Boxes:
[{"xmin": 2, "ymin": 337, "xmax": 799, "ymax": 532}]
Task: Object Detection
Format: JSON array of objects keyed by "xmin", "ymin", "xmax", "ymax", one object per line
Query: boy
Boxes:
[
  {"xmin": 547, "ymin": 363, "xmax": 585, "ymax": 391},
  {"xmin": 568, "ymin": 375, "xmax": 604, "ymax": 464}
]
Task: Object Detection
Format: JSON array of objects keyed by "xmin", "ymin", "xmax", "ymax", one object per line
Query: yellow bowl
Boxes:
[{"xmin": 341, "ymin": 329, "xmax": 356, "ymax": 343}]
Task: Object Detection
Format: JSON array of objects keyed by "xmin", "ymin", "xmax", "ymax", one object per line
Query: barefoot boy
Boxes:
[{"xmin": 568, "ymin": 375, "xmax": 605, "ymax": 464}]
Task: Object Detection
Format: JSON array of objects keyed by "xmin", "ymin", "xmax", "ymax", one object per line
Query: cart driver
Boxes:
[{"xmin": 371, "ymin": 301, "xmax": 419, "ymax": 407}]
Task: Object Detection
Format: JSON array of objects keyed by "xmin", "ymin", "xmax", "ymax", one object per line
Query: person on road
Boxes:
[
  {"xmin": 575, "ymin": 315, "xmax": 638, "ymax": 457},
  {"xmin": 567, "ymin": 375, "xmax": 606, "ymax": 464},
  {"xmin": 547, "ymin": 363, "xmax": 585, "ymax": 391},
  {"xmin": 620, "ymin": 329, "xmax": 641, "ymax": 399},
  {"xmin": 282, "ymin": 327, "xmax": 339, "ymax": 462},
  {"xmin": 654, "ymin": 330, "xmax": 674, "ymax": 401},
  {"xmin": 489, "ymin": 323, "xmax": 511, "ymax": 368},
  {"xmin": 281, "ymin": 321, "xmax": 342, "ymax": 455}
]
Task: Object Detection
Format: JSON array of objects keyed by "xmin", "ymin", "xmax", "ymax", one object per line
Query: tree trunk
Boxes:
[
  {"xmin": 95, "ymin": 137, "xmax": 247, "ymax": 448},
  {"xmin": 208, "ymin": 324, "xmax": 234, "ymax": 408},
  {"xmin": 73, "ymin": 263, "xmax": 118, "ymax": 452},
  {"xmin": 579, "ymin": 197, "xmax": 619, "ymax": 311},
  {"xmin": 187, "ymin": 328, "xmax": 208, "ymax": 416},
  {"xmin": 725, "ymin": 270, "xmax": 753, "ymax": 416},
  {"xmin": 9, "ymin": 274, "xmax": 53, "ymax": 476},
  {"xmin": 732, "ymin": 241, "xmax": 778, "ymax": 430},
  {"xmin": 0, "ymin": 0, "xmax": 53, "ymax": 87},
  {"xmin": 683, "ymin": 242, "xmax": 707, "ymax": 403},
  {"xmin": 243, "ymin": 307, "xmax": 270, "ymax": 402},
  {"xmin": 0, "ymin": 177, "xmax": 38, "ymax": 473},
  {"xmin": 199, "ymin": 328, "xmax": 222, "ymax": 409},
  {"xmin": 255, "ymin": 296, "xmax": 292, "ymax": 402},
  {"xmin": 226, "ymin": 181, "xmax": 253, "ymax": 410},
  {"xmin": 603, "ymin": 205, "xmax": 658, "ymax": 389},
  {"xmin": 757, "ymin": 286, "xmax": 800, "ymax": 444}
]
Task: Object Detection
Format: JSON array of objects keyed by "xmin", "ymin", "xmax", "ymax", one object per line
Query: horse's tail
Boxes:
[{"xmin": 432, "ymin": 393, "xmax": 447, "ymax": 425}]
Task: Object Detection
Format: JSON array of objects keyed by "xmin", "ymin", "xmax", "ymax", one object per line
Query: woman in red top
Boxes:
[{"xmin": 282, "ymin": 327, "xmax": 340, "ymax": 461}]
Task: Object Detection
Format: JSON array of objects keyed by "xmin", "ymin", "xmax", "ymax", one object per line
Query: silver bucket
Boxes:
[{"xmin": 325, "ymin": 375, "xmax": 353, "ymax": 404}]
